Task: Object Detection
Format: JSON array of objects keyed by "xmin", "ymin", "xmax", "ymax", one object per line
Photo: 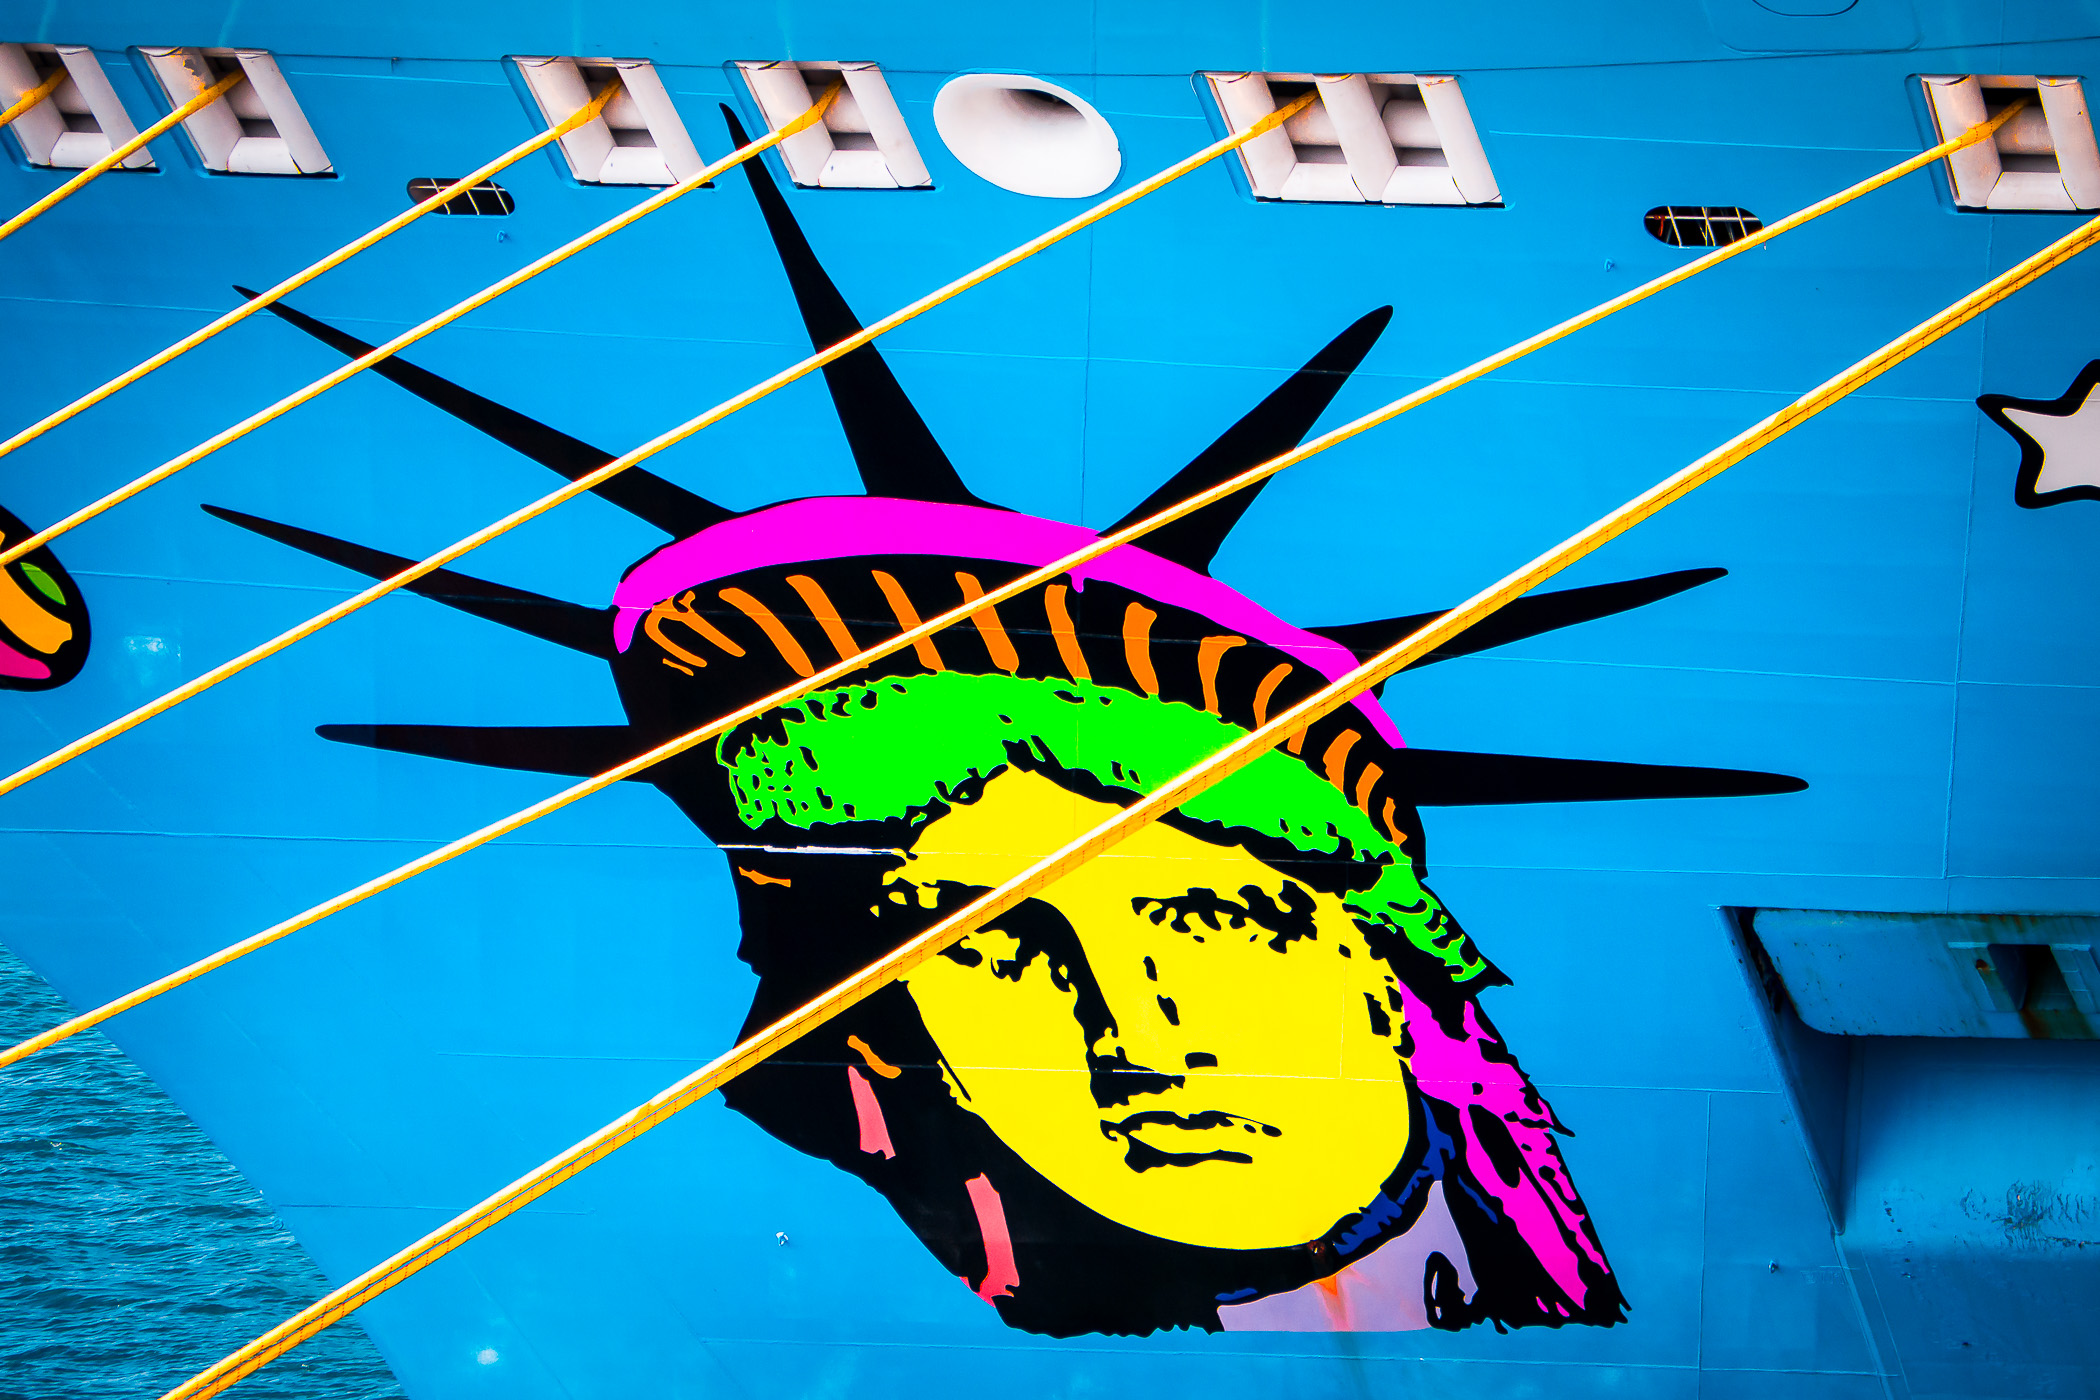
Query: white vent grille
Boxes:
[
  {"xmin": 1924, "ymin": 75, "xmax": 2100, "ymax": 211},
  {"xmin": 140, "ymin": 48, "xmax": 329, "ymax": 175},
  {"xmin": 738, "ymin": 61, "xmax": 930, "ymax": 189},
  {"xmin": 516, "ymin": 57, "xmax": 704, "ymax": 186},
  {"xmin": 1205, "ymin": 71, "xmax": 1498, "ymax": 206},
  {"xmin": 0, "ymin": 43, "xmax": 151, "ymax": 169}
]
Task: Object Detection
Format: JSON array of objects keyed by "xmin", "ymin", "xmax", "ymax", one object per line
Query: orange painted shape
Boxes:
[
  {"xmin": 720, "ymin": 586, "xmax": 815, "ymax": 678},
  {"xmin": 872, "ymin": 570, "xmax": 946, "ymax": 671},
  {"xmin": 735, "ymin": 866, "xmax": 793, "ymax": 888},
  {"xmin": 846, "ymin": 1033, "xmax": 903, "ymax": 1079},
  {"xmin": 1122, "ymin": 602, "xmax": 1160, "ymax": 696},
  {"xmin": 1322, "ymin": 729, "xmax": 1362, "ymax": 788},
  {"xmin": 1353, "ymin": 762, "xmax": 1384, "ymax": 814},
  {"xmin": 643, "ymin": 602, "xmax": 709, "ymax": 670},
  {"xmin": 0, "ymin": 538, "xmax": 71, "ymax": 655},
  {"xmin": 645, "ymin": 589, "xmax": 749, "ymax": 669},
  {"xmin": 785, "ymin": 573, "xmax": 862, "ymax": 663},
  {"xmin": 1196, "ymin": 634, "xmax": 1245, "ymax": 715},
  {"xmin": 954, "ymin": 572, "xmax": 1021, "ymax": 674},
  {"xmin": 1251, "ymin": 663, "xmax": 1292, "ymax": 727},
  {"xmin": 1043, "ymin": 583, "xmax": 1090, "ymax": 682},
  {"xmin": 1381, "ymin": 796, "xmax": 1407, "ymax": 845},
  {"xmin": 669, "ymin": 591, "xmax": 746, "ymax": 655}
]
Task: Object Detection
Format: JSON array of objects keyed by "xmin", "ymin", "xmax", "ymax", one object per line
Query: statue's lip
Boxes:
[{"xmin": 1100, "ymin": 1109, "xmax": 1282, "ymax": 1139}]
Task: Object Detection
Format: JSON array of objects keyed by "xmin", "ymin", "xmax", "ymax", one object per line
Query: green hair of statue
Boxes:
[{"xmin": 721, "ymin": 671, "xmax": 1489, "ymax": 984}]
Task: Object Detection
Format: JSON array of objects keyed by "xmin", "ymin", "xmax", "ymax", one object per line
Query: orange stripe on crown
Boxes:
[
  {"xmin": 872, "ymin": 570, "xmax": 945, "ymax": 672},
  {"xmin": 785, "ymin": 574, "xmax": 862, "ymax": 664},
  {"xmin": 1196, "ymin": 635, "xmax": 1245, "ymax": 716},
  {"xmin": 1381, "ymin": 796, "xmax": 1407, "ymax": 846},
  {"xmin": 1123, "ymin": 602, "xmax": 1160, "ymax": 696},
  {"xmin": 1322, "ymin": 729, "xmax": 1362, "ymax": 788},
  {"xmin": 1251, "ymin": 663, "xmax": 1292, "ymax": 727},
  {"xmin": 645, "ymin": 589, "xmax": 748, "ymax": 670},
  {"xmin": 1353, "ymin": 762, "xmax": 1383, "ymax": 814},
  {"xmin": 1043, "ymin": 583, "xmax": 1090, "ymax": 682},
  {"xmin": 720, "ymin": 587, "xmax": 815, "ymax": 678},
  {"xmin": 955, "ymin": 572, "xmax": 1021, "ymax": 674}
]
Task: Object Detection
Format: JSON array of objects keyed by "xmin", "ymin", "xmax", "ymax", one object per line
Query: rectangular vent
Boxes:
[
  {"xmin": 737, "ymin": 61, "xmax": 930, "ymax": 189},
  {"xmin": 1923, "ymin": 75, "xmax": 2100, "ymax": 211},
  {"xmin": 1750, "ymin": 909, "xmax": 2100, "ymax": 1040},
  {"xmin": 406, "ymin": 177, "xmax": 514, "ymax": 215},
  {"xmin": 140, "ymin": 48, "xmax": 330, "ymax": 175},
  {"xmin": 0, "ymin": 42, "xmax": 152, "ymax": 170},
  {"xmin": 515, "ymin": 57, "xmax": 703, "ymax": 186},
  {"xmin": 1205, "ymin": 71, "xmax": 1498, "ymax": 206}
]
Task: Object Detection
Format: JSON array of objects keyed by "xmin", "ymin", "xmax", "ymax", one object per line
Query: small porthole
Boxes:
[
  {"xmin": 406, "ymin": 178, "xmax": 515, "ymax": 215},
  {"xmin": 1644, "ymin": 205, "xmax": 1763, "ymax": 248}
]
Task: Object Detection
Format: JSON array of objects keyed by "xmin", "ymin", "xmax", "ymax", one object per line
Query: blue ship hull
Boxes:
[{"xmin": 3, "ymin": 3, "xmax": 2098, "ymax": 1395}]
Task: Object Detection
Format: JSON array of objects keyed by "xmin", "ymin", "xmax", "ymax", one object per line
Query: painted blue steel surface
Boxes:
[{"xmin": 0, "ymin": 1, "xmax": 2096, "ymax": 1395}]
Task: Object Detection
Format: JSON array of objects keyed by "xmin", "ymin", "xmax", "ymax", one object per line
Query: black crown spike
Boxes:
[
  {"xmin": 317, "ymin": 723, "xmax": 653, "ymax": 778},
  {"xmin": 1309, "ymin": 569, "xmax": 1729, "ymax": 691},
  {"xmin": 722, "ymin": 105, "xmax": 991, "ymax": 508},
  {"xmin": 315, "ymin": 718, "xmax": 1801, "ymax": 805},
  {"xmin": 233, "ymin": 287, "xmax": 733, "ymax": 538},
  {"xmin": 1105, "ymin": 306, "xmax": 1392, "ymax": 573},
  {"xmin": 202, "ymin": 505, "xmax": 615, "ymax": 659}
]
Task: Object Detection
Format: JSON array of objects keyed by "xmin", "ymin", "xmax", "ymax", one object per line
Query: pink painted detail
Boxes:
[
  {"xmin": 846, "ymin": 1065, "xmax": 896, "ymax": 1160},
  {"xmin": 610, "ymin": 497, "xmax": 1400, "ymax": 745},
  {"xmin": 0, "ymin": 638, "xmax": 50, "ymax": 680},
  {"xmin": 1391, "ymin": 981, "xmax": 1610, "ymax": 1308},
  {"xmin": 961, "ymin": 1173, "xmax": 1019, "ymax": 1303},
  {"xmin": 1218, "ymin": 1180, "xmax": 1476, "ymax": 1332}
]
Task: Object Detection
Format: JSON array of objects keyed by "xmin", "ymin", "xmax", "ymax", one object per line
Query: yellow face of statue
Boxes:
[{"xmin": 892, "ymin": 769, "xmax": 1416, "ymax": 1252}]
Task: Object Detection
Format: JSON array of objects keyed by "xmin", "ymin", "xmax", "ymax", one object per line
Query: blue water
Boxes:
[{"xmin": 0, "ymin": 947, "xmax": 400, "ymax": 1399}]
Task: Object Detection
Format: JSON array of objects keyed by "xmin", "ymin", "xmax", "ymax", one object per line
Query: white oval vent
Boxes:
[{"xmin": 932, "ymin": 74, "xmax": 1118, "ymax": 198}]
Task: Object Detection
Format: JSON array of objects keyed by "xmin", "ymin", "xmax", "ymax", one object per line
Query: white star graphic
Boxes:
[
  {"xmin": 1979, "ymin": 362, "xmax": 2100, "ymax": 508},
  {"xmin": 2004, "ymin": 396, "xmax": 2100, "ymax": 496}
]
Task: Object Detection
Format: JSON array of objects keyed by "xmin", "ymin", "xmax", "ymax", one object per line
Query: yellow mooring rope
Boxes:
[
  {"xmin": 0, "ymin": 95, "xmax": 2021, "ymax": 801},
  {"xmin": 154, "ymin": 200, "xmax": 2100, "ymax": 1400},
  {"xmin": 0, "ymin": 68, "xmax": 243, "ymax": 245},
  {"xmin": 0, "ymin": 77, "xmax": 626, "ymax": 475},
  {"xmin": 0, "ymin": 88, "xmax": 1317, "ymax": 798},
  {"xmin": 0, "ymin": 95, "xmax": 2034, "ymax": 1062},
  {"xmin": 0, "ymin": 68, "xmax": 65, "ymax": 130},
  {"xmin": 0, "ymin": 73, "xmax": 826, "ymax": 573}
]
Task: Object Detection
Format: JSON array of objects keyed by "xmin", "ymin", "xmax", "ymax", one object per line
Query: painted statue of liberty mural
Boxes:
[{"xmin": 208, "ymin": 110, "xmax": 1804, "ymax": 1338}]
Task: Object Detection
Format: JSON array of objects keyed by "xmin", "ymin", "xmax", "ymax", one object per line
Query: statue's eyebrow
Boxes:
[
  {"xmin": 1129, "ymin": 883, "xmax": 1318, "ymax": 951},
  {"xmin": 1130, "ymin": 888, "xmax": 1232, "ymax": 925}
]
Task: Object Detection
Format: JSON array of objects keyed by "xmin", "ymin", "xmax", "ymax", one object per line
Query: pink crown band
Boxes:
[{"xmin": 611, "ymin": 497, "xmax": 1404, "ymax": 747}]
